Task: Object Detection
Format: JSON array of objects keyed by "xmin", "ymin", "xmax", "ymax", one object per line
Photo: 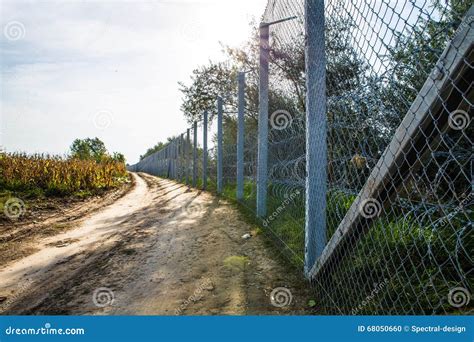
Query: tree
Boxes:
[
  {"xmin": 112, "ymin": 152, "xmax": 126, "ymax": 163},
  {"xmin": 384, "ymin": 0, "xmax": 471, "ymax": 199},
  {"xmin": 386, "ymin": 0, "xmax": 471, "ymax": 131},
  {"xmin": 140, "ymin": 141, "xmax": 166, "ymax": 160},
  {"xmin": 70, "ymin": 138, "xmax": 108, "ymax": 162},
  {"xmin": 179, "ymin": 62, "xmax": 239, "ymax": 123},
  {"xmin": 70, "ymin": 137, "xmax": 126, "ymax": 164},
  {"xmin": 139, "ymin": 136, "xmax": 181, "ymax": 161}
]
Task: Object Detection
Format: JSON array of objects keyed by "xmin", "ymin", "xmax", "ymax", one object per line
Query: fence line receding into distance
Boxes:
[{"xmin": 129, "ymin": 0, "xmax": 473, "ymax": 315}]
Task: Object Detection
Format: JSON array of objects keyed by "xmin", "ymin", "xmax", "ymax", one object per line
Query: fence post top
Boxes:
[{"xmin": 260, "ymin": 16, "xmax": 297, "ymax": 28}]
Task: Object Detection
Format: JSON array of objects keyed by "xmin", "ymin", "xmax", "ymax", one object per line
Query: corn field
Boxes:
[{"xmin": 0, "ymin": 153, "xmax": 128, "ymax": 196}]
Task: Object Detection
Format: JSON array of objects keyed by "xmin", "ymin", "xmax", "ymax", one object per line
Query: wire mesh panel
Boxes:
[
  {"xmin": 222, "ymin": 141, "xmax": 238, "ymax": 189},
  {"xmin": 263, "ymin": 0, "xmax": 472, "ymax": 314},
  {"xmin": 193, "ymin": 122, "xmax": 203, "ymax": 188},
  {"xmin": 206, "ymin": 116, "xmax": 218, "ymax": 192},
  {"xmin": 266, "ymin": 116, "xmax": 306, "ymax": 266},
  {"xmin": 240, "ymin": 112, "xmax": 259, "ymax": 211},
  {"xmin": 206, "ymin": 145, "xmax": 217, "ymax": 191},
  {"xmin": 220, "ymin": 90, "xmax": 258, "ymax": 212},
  {"xmin": 315, "ymin": 0, "xmax": 472, "ymax": 315},
  {"xmin": 176, "ymin": 132, "xmax": 187, "ymax": 183},
  {"xmin": 222, "ymin": 102, "xmax": 238, "ymax": 191},
  {"xmin": 263, "ymin": 0, "xmax": 307, "ymax": 266}
]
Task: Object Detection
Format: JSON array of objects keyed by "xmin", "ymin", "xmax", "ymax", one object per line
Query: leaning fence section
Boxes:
[{"xmin": 128, "ymin": 0, "xmax": 472, "ymax": 315}]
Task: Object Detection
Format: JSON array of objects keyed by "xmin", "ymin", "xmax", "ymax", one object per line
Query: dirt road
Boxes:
[{"xmin": 0, "ymin": 173, "xmax": 311, "ymax": 315}]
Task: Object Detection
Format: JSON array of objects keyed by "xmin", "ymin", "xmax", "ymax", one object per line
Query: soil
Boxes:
[
  {"xmin": 0, "ymin": 173, "xmax": 314, "ymax": 315},
  {"xmin": 0, "ymin": 178, "xmax": 134, "ymax": 264}
]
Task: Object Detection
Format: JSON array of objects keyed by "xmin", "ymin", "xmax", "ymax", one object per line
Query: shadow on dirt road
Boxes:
[{"xmin": 0, "ymin": 173, "xmax": 313, "ymax": 315}]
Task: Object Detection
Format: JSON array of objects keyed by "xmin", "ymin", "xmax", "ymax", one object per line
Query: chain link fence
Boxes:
[{"xmin": 128, "ymin": 0, "xmax": 472, "ymax": 315}]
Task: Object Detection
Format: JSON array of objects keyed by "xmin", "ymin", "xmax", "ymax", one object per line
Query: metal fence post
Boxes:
[
  {"xmin": 159, "ymin": 149, "xmax": 162, "ymax": 176},
  {"xmin": 173, "ymin": 138, "xmax": 176, "ymax": 179},
  {"xmin": 203, "ymin": 111, "xmax": 208, "ymax": 190},
  {"xmin": 237, "ymin": 72, "xmax": 245, "ymax": 200},
  {"xmin": 162, "ymin": 149, "xmax": 165, "ymax": 176},
  {"xmin": 168, "ymin": 141, "xmax": 172, "ymax": 178},
  {"xmin": 257, "ymin": 23, "xmax": 269, "ymax": 218},
  {"xmin": 304, "ymin": 0, "xmax": 327, "ymax": 276},
  {"xmin": 171, "ymin": 140, "xmax": 175, "ymax": 179},
  {"xmin": 186, "ymin": 128, "xmax": 190, "ymax": 185},
  {"xmin": 217, "ymin": 97, "xmax": 223, "ymax": 194},
  {"xmin": 176, "ymin": 138, "xmax": 179, "ymax": 180},
  {"xmin": 193, "ymin": 121, "xmax": 197, "ymax": 187},
  {"xmin": 167, "ymin": 144, "xmax": 171, "ymax": 178},
  {"xmin": 179, "ymin": 133, "xmax": 184, "ymax": 181},
  {"xmin": 158, "ymin": 150, "xmax": 162, "ymax": 176},
  {"xmin": 177, "ymin": 137, "xmax": 181, "ymax": 180},
  {"xmin": 173, "ymin": 139, "xmax": 177, "ymax": 179}
]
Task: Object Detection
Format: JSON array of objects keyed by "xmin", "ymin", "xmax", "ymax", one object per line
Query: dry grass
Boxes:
[{"xmin": 0, "ymin": 152, "xmax": 128, "ymax": 196}]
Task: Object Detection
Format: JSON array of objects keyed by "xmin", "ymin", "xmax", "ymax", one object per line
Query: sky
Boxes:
[{"xmin": 0, "ymin": 0, "xmax": 267, "ymax": 164}]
